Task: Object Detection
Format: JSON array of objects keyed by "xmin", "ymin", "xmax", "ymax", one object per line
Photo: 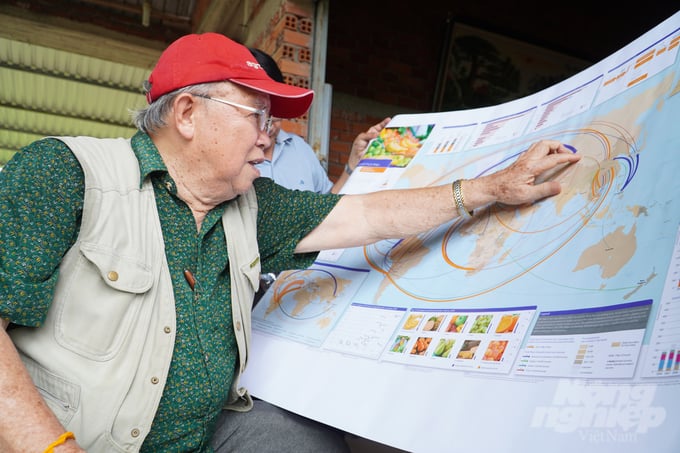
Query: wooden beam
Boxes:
[
  {"xmin": 0, "ymin": 5, "xmax": 164, "ymax": 70},
  {"xmin": 195, "ymin": 0, "xmax": 243, "ymax": 38}
]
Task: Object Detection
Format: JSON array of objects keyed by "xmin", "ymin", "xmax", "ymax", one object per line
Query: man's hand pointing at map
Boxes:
[
  {"xmin": 464, "ymin": 140, "xmax": 582, "ymax": 209},
  {"xmin": 296, "ymin": 140, "xmax": 582, "ymax": 253}
]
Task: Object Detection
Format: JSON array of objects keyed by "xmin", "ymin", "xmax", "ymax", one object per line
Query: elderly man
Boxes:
[{"xmin": 0, "ymin": 33, "xmax": 580, "ymax": 453}]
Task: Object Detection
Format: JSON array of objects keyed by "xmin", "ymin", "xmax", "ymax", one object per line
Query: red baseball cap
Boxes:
[{"xmin": 146, "ymin": 33, "xmax": 314, "ymax": 118}]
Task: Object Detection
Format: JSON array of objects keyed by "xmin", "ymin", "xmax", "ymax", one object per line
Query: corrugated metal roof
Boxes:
[
  {"xmin": 0, "ymin": 36, "xmax": 149, "ymax": 164},
  {"xmin": 0, "ymin": 0, "xmax": 272, "ymax": 167}
]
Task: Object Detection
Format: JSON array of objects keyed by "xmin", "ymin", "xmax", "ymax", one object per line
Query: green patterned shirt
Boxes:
[{"xmin": 0, "ymin": 131, "xmax": 340, "ymax": 452}]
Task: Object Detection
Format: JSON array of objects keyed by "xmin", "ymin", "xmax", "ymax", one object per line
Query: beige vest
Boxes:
[{"xmin": 9, "ymin": 136, "xmax": 260, "ymax": 452}]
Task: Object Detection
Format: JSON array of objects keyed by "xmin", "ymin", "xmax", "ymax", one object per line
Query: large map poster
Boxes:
[{"xmin": 243, "ymin": 12, "xmax": 680, "ymax": 453}]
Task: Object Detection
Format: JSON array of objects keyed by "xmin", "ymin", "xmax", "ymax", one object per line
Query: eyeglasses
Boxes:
[
  {"xmin": 264, "ymin": 116, "xmax": 282, "ymax": 135},
  {"xmin": 194, "ymin": 94, "xmax": 272, "ymax": 134}
]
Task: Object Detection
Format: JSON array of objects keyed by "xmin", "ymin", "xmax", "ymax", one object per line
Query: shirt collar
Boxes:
[
  {"xmin": 275, "ymin": 129, "xmax": 294, "ymax": 145},
  {"xmin": 130, "ymin": 131, "xmax": 167, "ymax": 188},
  {"xmin": 271, "ymin": 129, "xmax": 295, "ymax": 165}
]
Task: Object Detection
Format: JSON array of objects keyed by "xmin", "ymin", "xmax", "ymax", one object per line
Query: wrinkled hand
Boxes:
[
  {"xmin": 471, "ymin": 140, "xmax": 582, "ymax": 207},
  {"xmin": 347, "ymin": 117, "xmax": 391, "ymax": 171}
]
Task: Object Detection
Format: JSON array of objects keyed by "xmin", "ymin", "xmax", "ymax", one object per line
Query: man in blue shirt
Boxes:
[{"xmin": 250, "ymin": 48, "xmax": 389, "ymax": 194}]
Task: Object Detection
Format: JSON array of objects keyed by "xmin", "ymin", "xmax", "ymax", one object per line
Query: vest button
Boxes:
[
  {"xmin": 107, "ymin": 271, "xmax": 119, "ymax": 281},
  {"xmin": 131, "ymin": 428, "xmax": 140, "ymax": 438},
  {"xmin": 235, "ymin": 321, "xmax": 242, "ymax": 331},
  {"xmin": 163, "ymin": 326, "xmax": 171, "ymax": 334},
  {"xmin": 151, "ymin": 376, "xmax": 159, "ymax": 384}
]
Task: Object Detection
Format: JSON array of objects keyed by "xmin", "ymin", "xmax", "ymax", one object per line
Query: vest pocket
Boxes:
[
  {"xmin": 22, "ymin": 355, "xmax": 80, "ymax": 426},
  {"xmin": 54, "ymin": 242, "xmax": 154, "ymax": 360}
]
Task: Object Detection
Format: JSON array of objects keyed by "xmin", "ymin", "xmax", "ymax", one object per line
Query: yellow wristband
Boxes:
[
  {"xmin": 452, "ymin": 179, "xmax": 473, "ymax": 218},
  {"xmin": 44, "ymin": 431, "xmax": 75, "ymax": 453}
]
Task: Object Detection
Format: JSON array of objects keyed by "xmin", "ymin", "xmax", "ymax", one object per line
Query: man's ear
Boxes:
[{"xmin": 172, "ymin": 93, "xmax": 198, "ymax": 139}]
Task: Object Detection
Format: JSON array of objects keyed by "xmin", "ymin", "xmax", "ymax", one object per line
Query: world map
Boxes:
[
  {"xmin": 246, "ymin": 14, "xmax": 680, "ymax": 452},
  {"xmin": 254, "ymin": 60, "xmax": 679, "ymax": 332}
]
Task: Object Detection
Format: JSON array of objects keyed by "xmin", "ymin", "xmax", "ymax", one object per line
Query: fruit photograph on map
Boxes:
[{"xmin": 361, "ymin": 124, "xmax": 435, "ymax": 168}]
